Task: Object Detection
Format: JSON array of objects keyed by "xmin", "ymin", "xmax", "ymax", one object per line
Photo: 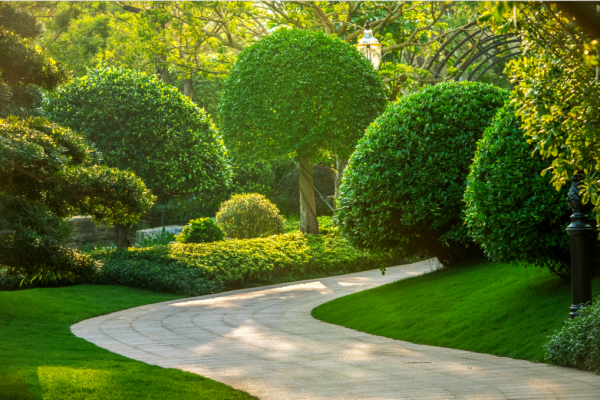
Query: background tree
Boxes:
[
  {"xmin": 337, "ymin": 81, "xmax": 507, "ymax": 266},
  {"xmin": 46, "ymin": 66, "xmax": 231, "ymax": 245},
  {"xmin": 0, "ymin": 117, "xmax": 154, "ymax": 281},
  {"xmin": 220, "ymin": 29, "xmax": 386, "ymax": 234}
]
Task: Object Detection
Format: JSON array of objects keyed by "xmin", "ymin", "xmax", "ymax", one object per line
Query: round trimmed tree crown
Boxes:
[
  {"xmin": 219, "ymin": 28, "xmax": 387, "ymax": 159},
  {"xmin": 46, "ymin": 66, "xmax": 231, "ymax": 199}
]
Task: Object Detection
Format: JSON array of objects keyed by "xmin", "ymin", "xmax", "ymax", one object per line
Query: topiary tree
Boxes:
[
  {"xmin": 45, "ymin": 66, "xmax": 232, "ymax": 246},
  {"xmin": 337, "ymin": 81, "xmax": 507, "ymax": 266},
  {"xmin": 0, "ymin": 117, "xmax": 154, "ymax": 284},
  {"xmin": 219, "ymin": 28, "xmax": 387, "ymax": 235},
  {"xmin": 464, "ymin": 103, "xmax": 571, "ymax": 278},
  {"xmin": 216, "ymin": 193, "xmax": 285, "ymax": 239}
]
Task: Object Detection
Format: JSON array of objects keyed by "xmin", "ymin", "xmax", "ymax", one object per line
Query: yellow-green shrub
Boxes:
[
  {"xmin": 216, "ymin": 193, "xmax": 285, "ymax": 239},
  {"xmin": 92, "ymin": 232, "xmax": 404, "ymax": 294}
]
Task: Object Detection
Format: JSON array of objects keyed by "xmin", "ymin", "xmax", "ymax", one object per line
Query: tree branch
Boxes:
[{"xmin": 13, "ymin": 166, "xmax": 112, "ymax": 199}]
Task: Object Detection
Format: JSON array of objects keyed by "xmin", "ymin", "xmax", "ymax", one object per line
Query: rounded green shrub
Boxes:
[
  {"xmin": 176, "ymin": 217, "xmax": 224, "ymax": 244},
  {"xmin": 45, "ymin": 66, "xmax": 231, "ymax": 200},
  {"xmin": 545, "ymin": 297, "xmax": 600, "ymax": 372},
  {"xmin": 464, "ymin": 103, "xmax": 570, "ymax": 277},
  {"xmin": 337, "ymin": 81, "xmax": 508, "ymax": 266},
  {"xmin": 219, "ymin": 28, "xmax": 386, "ymax": 161},
  {"xmin": 216, "ymin": 193, "xmax": 285, "ymax": 239}
]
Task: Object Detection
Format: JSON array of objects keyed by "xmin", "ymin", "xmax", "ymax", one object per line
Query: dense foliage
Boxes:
[
  {"xmin": 176, "ymin": 217, "xmax": 224, "ymax": 244},
  {"xmin": 0, "ymin": 3, "xmax": 67, "ymax": 118},
  {"xmin": 92, "ymin": 232, "xmax": 401, "ymax": 295},
  {"xmin": 464, "ymin": 103, "xmax": 570, "ymax": 278},
  {"xmin": 338, "ymin": 81, "xmax": 507, "ymax": 266},
  {"xmin": 0, "ymin": 117, "xmax": 153, "ymax": 283},
  {"xmin": 46, "ymin": 66, "xmax": 231, "ymax": 200},
  {"xmin": 216, "ymin": 193, "xmax": 285, "ymax": 239},
  {"xmin": 545, "ymin": 297, "xmax": 600, "ymax": 372},
  {"xmin": 220, "ymin": 28, "xmax": 386, "ymax": 160},
  {"xmin": 489, "ymin": 4, "xmax": 600, "ymax": 228},
  {"xmin": 220, "ymin": 28, "xmax": 386, "ymax": 234}
]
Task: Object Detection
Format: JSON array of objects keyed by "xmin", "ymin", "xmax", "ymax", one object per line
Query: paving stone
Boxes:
[{"xmin": 71, "ymin": 259, "xmax": 600, "ymax": 399}]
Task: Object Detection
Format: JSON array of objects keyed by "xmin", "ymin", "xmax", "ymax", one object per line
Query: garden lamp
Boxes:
[{"xmin": 355, "ymin": 21, "xmax": 382, "ymax": 70}]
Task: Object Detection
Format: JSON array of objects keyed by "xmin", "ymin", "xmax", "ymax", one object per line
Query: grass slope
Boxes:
[
  {"xmin": 0, "ymin": 285, "xmax": 257, "ymax": 400},
  {"xmin": 312, "ymin": 261, "xmax": 600, "ymax": 362}
]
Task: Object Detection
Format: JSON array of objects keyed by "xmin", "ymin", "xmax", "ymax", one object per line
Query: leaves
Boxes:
[
  {"xmin": 216, "ymin": 193, "xmax": 285, "ymax": 239},
  {"xmin": 46, "ymin": 66, "xmax": 232, "ymax": 200},
  {"xmin": 219, "ymin": 29, "xmax": 387, "ymax": 161},
  {"xmin": 337, "ymin": 81, "xmax": 507, "ymax": 266},
  {"xmin": 464, "ymin": 103, "xmax": 571, "ymax": 278}
]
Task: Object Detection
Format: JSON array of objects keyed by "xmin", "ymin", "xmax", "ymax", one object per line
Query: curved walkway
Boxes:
[{"xmin": 72, "ymin": 260, "xmax": 600, "ymax": 400}]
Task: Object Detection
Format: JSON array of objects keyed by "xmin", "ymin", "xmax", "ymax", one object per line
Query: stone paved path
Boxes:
[{"xmin": 72, "ymin": 260, "xmax": 600, "ymax": 399}]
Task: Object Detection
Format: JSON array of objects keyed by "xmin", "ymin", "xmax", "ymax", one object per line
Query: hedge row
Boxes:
[{"xmin": 90, "ymin": 232, "xmax": 404, "ymax": 296}]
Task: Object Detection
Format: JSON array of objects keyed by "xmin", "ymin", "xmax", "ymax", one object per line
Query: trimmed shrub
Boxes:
[
  {"xmin": 338, "ymin": 81, "xmax": 508, "ymax": 266},
  {"xmin": 92, "ymin": 232, "xmax": 403, "ymax": 294},
  {"xmin": 176, "ymin": 218, "xmax": 224, "ymax": 244},
  {"xmin": 45, "ymin": 66, "xmax": 231, "ymax": 200},
  {"xmin": 545, "ymin": 298, "xmax": 600, "ymax": 372},
  {"xmin": 216, "ymin": 193, "xmax": 285, "ymax": 239},
  {"xmin": 464, "ymin": 103, "xmax": 570, "ymax": 277}
]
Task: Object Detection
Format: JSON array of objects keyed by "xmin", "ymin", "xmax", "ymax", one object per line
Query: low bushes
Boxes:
[
  {"xmin": 545, "ymin": 298, "xmax": 600, "ymax": 371},
  {"xmin": 92, "ymin": 232, "xmax": 402, "ymax": 296},
  {"xmin": 176, "ymin": 218, "xmax": 224, "ymax": 244},
  {"xmin": 216, "ymin": 193, "xmax": 285, "ymax": 239}
]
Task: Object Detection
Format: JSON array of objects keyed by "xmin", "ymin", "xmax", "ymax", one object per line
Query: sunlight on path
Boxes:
[{"xmin": 72, "ymin": 260, "xmax": 600, "ymax": 400}]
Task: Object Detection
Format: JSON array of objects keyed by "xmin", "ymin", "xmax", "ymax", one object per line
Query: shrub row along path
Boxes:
[{"xmin": 72, "ymin": 260, "xmax": 600, "ymax": 400}]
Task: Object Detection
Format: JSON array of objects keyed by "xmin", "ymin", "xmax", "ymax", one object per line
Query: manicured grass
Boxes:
[
  {"xmin": 0, "ymin": 285, "xmax": 257, "ymax": 400},
  {"xmin": 312, "ymin": 261, "xmax": 600, "ymax": 363}
]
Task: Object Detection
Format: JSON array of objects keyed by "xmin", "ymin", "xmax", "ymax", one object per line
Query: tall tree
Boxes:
[{"xmin": 220, "ymin": 29, "xmax": 386, "ymax": 234}]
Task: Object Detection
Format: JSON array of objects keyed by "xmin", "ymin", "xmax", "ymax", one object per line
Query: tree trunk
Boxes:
[
  {"xmin": 333, "ymin": 156, "xmax": 348, "ymax": 227},
  {"xmin": 158, "ymin": 55, "xmax": 171, "ymax": 84},
  {"xmin": 183, "ymin": 78, "xmax": 194, "ymax": 101},
  {"xmin": 299, "ymin": 156, "xmax": 319, "ymax": 235},
  {"xmin": 115, "ymin": 223, "xmax": 132, "ymax": 248}
]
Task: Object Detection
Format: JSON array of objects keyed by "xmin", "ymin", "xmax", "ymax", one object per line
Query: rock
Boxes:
[
  {"xmin": 136, "ymin": 225, "xmax": 185, "ymax": 243},
  {"xmin": 63, "ymin": 216, "xmax": 120, "ymax": 250}
]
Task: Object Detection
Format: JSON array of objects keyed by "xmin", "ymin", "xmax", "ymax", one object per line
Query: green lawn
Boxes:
[
  {"xmin": 312, "ymin": 261, "xmax": 600, "ymax": 363},
  {"xmin": 0, "ymin": 285, "xmax": 257, "ymax": 400}
]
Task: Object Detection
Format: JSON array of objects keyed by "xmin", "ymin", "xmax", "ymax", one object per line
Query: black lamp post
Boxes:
[{"xmin": 567, "ymin": 171, "xmax": 594, "ymax": 318}]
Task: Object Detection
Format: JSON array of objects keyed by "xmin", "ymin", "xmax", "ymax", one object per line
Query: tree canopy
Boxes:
[
  {"xmin": 219, "ymin": 28, "xmax": 386, "ymax": 234},
  {"xmin": 46, "ymin": 66, "xmax": 232, "ymax": 201},
  {"xmin": 220, "ymin": 28, "xmax": 386, "ymax": 160},
  {"xmin": 482, "ymin": 2, "xmax": 600, "ymax": 230}
]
